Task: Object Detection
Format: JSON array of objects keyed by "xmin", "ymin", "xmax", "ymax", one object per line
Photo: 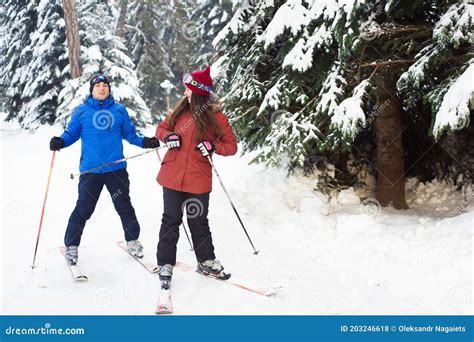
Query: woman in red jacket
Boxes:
[{"xmin": 155, "ymin": 66, "xmax": 237, "ymax": 285}]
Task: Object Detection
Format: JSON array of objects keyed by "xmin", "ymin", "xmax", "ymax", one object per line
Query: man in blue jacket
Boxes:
[{"xmin": 50, "ymin": 74, "xmax": 159, "ymax": 265}]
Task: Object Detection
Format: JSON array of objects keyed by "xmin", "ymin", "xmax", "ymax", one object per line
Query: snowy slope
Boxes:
[{"xmin": 1, "ymin": 118, "xmax": 472, "ymax": 315}]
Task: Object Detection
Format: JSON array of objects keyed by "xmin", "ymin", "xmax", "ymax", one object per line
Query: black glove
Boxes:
[
  {"xmin": 143, "ymin": 137, "xmax": 160, "ymax": 148},
  {"xmin": 196, "ymin": 141, "xmax": 215, "ymax": 157},
  {"xmin": 164, "ymin": 133, "xmax": 181, "ymax": 149},
  {"xmin": 50, "ymin": 137, "xmax": 65, "ymax": 151}
]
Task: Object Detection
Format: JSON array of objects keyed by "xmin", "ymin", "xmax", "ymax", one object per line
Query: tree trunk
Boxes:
[
  {"xmin": 62, "ymin": 0, "xmax": 81, "ymax": 79},
  {"xmin": 374, "ymin": 70, "xmax": 409, "ymax": 209},
  {"xmin": 115, "ymin": 0, "xmax": 128, "ymax": 38}
]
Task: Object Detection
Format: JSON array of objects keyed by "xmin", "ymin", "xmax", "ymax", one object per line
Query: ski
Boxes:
[
  {"xmin": 117, "ymin": 241, "xmax": 159, "ymax": 273},
  {"xmin": 175, "ymin": 261, "xmax": 276, "ymax": 297},
  {"xmin": 59, "ymin": 247, "xmax": 88, "ymax": 282},
  {"xmin": 155, "ymin": 285, "xmax": 173, "ymax": 314}
]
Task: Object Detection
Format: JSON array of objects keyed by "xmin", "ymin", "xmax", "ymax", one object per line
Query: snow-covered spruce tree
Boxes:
[
  {"xmin": 124, "ymin": 0, "xmax": 174, "ymax": 120},
  {"xmin": 327, "ymin": 0, "xmax": 473, "ymax": 207},
  {"xmin": 213, "ymin": 0, "xmax": 312, "ymax": 157},
  {"xmin": 0, "ymin": 0, "xmax": 38, "ymax": 124},
  {"xmin": 168, "ymin": 0, "xmax": 198, "ymax": 74},
  {"xmin": 16, "ymin": 0, "xmax": 68, "ymax": 128},
  {"xmin": 213, "ymin": 0, "xmax": 352, "ymax": 177},
  {"xmin": 124, "ymin": 0, "xmax": 197, "ymax": 121},
  {"xmin": 213, "ymin": 0, "xmax": 473, "ymax": 208},
  {"xmin": 0, "ymin": 6, "xmax": 8, "ymax": 111},
  {"xmin": 188, "ymin": 0, "xmax": 233, "ymax": 70},
  {"xmin": 57, "ymin": 0, "xmax": 150, "ymax": 126},
  {"xmin": 398, "ymin": 1, "xmax": 473, "ymax": 138},
  {"xmin": 396, "ymin": 1, "xmax": 474, "ymax": 188}
]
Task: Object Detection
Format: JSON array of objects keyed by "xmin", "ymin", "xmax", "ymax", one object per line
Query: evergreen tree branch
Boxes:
[
  {"xmin": 379, "ymin": 24, "xmax": 433, "ymax": 36},
  {"xmin": 360, "ymin": 59, "xmax": 416, "ymax": 68}
]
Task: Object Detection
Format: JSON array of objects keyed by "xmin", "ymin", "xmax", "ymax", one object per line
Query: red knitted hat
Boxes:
[{"xmin": 184, "ymin": 66, "xmax": 213, "ymax": 97}]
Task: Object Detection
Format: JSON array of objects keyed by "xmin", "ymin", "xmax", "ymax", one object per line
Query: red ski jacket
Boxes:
[{"xmin": 155, "ymin": 111, "xmax": 237, "ymax": 194}]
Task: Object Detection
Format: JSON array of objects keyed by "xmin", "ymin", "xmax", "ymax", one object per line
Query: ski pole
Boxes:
[
  {"xmin": 31, "ymin": 151, "xmax": 56, "ymax": 268},
  {"xmin": 154, "ymin": 136, "xmax": 163, "ymax": 163},
  {"xmin": 70, "ymin": 146, "xmax": 166, "ymax": 179},
  {"xmin": 206, "ymin": 156, "xmax": 259, "ymax": 255}
]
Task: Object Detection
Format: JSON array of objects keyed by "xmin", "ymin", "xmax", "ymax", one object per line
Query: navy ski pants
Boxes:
[{"xmin": 64, "ymin": 168, "xmax": 140, "ymax": 247}]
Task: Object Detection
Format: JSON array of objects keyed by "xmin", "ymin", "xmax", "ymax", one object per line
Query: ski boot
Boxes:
[
  {"xmin": 158, "ymin": 264, "xmax": 173, "ymax": 289},
  {"xmin": 127, "ymin": 240, "xmax": 143, "ymax": 258},
  {"xmin": 197, "ymin": 259, "xmax": 231, "ymax": 280},
  {"xmin": 64, "ymin": 246, "xmax": 78, "ymax": 266}
]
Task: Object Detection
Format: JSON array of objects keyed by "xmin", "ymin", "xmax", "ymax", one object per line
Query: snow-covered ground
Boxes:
[{"xmin": 1, "ymin": 117, "xmax": 472, "ymax": 315}]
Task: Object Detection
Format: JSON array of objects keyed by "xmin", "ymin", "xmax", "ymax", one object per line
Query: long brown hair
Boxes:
[{"xmin": 168, "ymin": 92, "xmax": 222, "ymax": 142}]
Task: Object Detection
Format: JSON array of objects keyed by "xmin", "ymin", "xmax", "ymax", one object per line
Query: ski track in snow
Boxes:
[{"xmin": 1, "ymin": 119, "xmax": 472, "ymax": 315}]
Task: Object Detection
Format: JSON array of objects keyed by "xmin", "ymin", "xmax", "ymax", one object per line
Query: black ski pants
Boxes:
[{"xmin": 157, "ymin": 187, "xmax": 216, "ymax": 266}]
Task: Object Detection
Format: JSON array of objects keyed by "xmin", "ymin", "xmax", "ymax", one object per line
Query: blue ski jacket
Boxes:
[{"xmin": 60, "ymin": 95, "xmax": 145, "ymax": 173}]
